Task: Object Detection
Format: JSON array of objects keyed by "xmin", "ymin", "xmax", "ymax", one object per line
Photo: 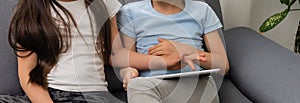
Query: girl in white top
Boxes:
[{"xmin": 4, "ymin": 0, "xmax": 124, "ymax": 102}]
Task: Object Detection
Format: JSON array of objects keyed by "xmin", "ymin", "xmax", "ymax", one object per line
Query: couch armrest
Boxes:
[{"xmin": 224, "ymin": 27, "xmax": 300, "ymax": 103}]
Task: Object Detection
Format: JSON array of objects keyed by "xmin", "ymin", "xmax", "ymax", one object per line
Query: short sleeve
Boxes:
[
  {"xmin": 203, "ymin": 5, "xmax": 222, "ymax": 34},
  {"xmin": 117, "ymin": 6, "xmax": 136, "ymax": 38},
  {"xmin": 103, "ymin": 0, "xmax": 122, "ymax": 18}
]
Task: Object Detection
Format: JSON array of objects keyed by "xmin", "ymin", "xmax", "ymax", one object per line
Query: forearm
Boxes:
[
  {"xmin": 111, "ymin": 48, "xmax": 176, "ymax": 70},
  {"xmin": 129, "ymin": 51, "xmax": 166, "ymax": 70},
  {"xmin": 198, "ymin": 50, "xmax": 229, "ymax": 74},
  {"xmin": 20, "ymin": 82, "xmax": 53, "ymax": 103},
  {"xmin": 17, "ymin": 52, "xmax": 53, "ymax": 103},
  {"xmin": 202, "ymin": 30, "xmax": 230, "ymax": 75},
  {"xmin": 19, "ymin": 66, "xmax": 53, "ymax": 103}
]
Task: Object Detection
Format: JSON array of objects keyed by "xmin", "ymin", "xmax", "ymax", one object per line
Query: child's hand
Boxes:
[
  {"xmin": 181, "ymin": 53, "xmax": 207, "ymax": 71},
  {"xmin": 122, "ymin": 67, "xmax": 139, "ymax": 91},
  {"xmin": 148, "ymin": 38, "xmax": 181, "ymax": 69},
  {"xmin": 148, "ymin": 38, "xmax": 207, "ymax": 70},
  {"xmin": 148, "ymin": 38, "xmax": 178, "ymax": 56},
  {"xmin": 149, "ymin": 38, "xmax": 198, "ymax": 56}
]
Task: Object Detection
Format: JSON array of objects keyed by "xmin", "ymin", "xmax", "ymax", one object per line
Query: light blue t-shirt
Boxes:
[{"xmin": 117, "ymin": 0, "xmax": 222, "ymax": 77}]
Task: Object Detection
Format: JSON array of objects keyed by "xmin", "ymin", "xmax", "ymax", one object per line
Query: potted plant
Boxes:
[{"xmin": 260, "ymin": 0, "xmax": 300, "ymax": 53}]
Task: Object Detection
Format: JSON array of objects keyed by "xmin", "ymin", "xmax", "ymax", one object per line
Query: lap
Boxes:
[
  {"xmin": 128, "ymin": 76, "xmax": 215, "ymax": 92},
  {"xmin": 48, "ymin": 87, "xmax": 124, "ymax": 103},
  {"xmin": 0, "ymin": 88, "xmax": 124, "ymax": 103},
  {"xmin": 128, "ymin": 76, "xmax": 219, "ymax": 103}
]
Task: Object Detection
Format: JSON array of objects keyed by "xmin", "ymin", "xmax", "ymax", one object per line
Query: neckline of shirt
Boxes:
[{"xmin": 147, "ymin": 0, "xmax": 190, "ymax": 18}]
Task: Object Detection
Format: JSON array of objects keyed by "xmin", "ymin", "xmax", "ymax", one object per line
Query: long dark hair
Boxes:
[{"xmin": 8, "ymin": 0, "xmax": 112, "ymax": 89}]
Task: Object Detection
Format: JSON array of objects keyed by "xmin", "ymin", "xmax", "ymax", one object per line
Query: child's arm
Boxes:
[
  {"xmin": 202, "ymin": 30, "xmax": 229, "ymax": 74},
  {"xmin": 148, "ymin": 30, "xmax": 229, "ymax": 74},
  {"xmin": 17, "ymin": 51, "xmax": 53, "ymax": 103}
]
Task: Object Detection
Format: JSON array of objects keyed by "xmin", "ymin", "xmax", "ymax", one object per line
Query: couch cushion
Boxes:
[{"xmin": 218, "ymin": 79, "xmax": 252, "ymax": 103}]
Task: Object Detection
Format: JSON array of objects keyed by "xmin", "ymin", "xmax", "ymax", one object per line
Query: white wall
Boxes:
[
  {"xmin": 220, "ymin": 0, "xmax": 300, "ymax": 51},
  {"xmin": 220, "ymin": 0, "xmax": 253, "ymax": 29}
]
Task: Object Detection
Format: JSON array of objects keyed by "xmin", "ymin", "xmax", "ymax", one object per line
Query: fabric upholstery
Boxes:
[
  {"xmin": 0, "ymin": 0, "xmax": 24, "ymax": 95},
  {"xmin": 218, "ymin": 79, "xmax": 252, "ymax": 103},
  {"xmin": 225, "ymin": 27, "xmax": 300, "ymax": 103},
  {"xmin": 203, "ymin": 0, "xmax": 223, "ymax": 24}
]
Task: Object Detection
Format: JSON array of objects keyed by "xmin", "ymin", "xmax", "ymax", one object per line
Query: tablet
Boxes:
[{"xmin": 144, "ymin": 68, "xmax": 220, "ymax": 79}]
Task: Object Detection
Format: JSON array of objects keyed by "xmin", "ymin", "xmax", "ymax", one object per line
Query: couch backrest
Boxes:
[{"xmin": 0, "ymin": 0, "xmax": 24, "ymax": 95}]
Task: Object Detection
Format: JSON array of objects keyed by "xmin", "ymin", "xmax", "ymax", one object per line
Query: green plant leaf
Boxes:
[
  {"xmin": 259, "ymin": 9, "xmax": 290, "ymax": 32},
  {"xmin": 281, "ymin": 0, "xmax": 290, "ymax": 5}
]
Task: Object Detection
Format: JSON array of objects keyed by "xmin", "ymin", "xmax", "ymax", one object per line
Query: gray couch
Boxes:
[{"xmin": 1, "ymin": 0, "xmax": 300, "ymax": 103}]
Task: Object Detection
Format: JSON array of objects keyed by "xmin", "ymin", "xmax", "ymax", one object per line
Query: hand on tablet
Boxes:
[{"xmin": 181, "ymin": 53, "xmax": 206, "ymax": 71}]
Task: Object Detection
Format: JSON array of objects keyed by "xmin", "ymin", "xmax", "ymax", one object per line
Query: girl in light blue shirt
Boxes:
[{"xmin": 118, "ymin": 0, "xmax": 229, "ymax": 103}]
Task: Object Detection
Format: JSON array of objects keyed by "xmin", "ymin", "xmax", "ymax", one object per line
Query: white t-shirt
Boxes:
[{"xmin": 47, "ymin": 0, "xmax": 121, "ymax": 92}]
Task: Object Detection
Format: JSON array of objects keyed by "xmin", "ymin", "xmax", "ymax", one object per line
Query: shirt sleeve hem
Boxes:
[{"xmin": 204, "ymin": 23, "xmax": 223, "ymax": 34}]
